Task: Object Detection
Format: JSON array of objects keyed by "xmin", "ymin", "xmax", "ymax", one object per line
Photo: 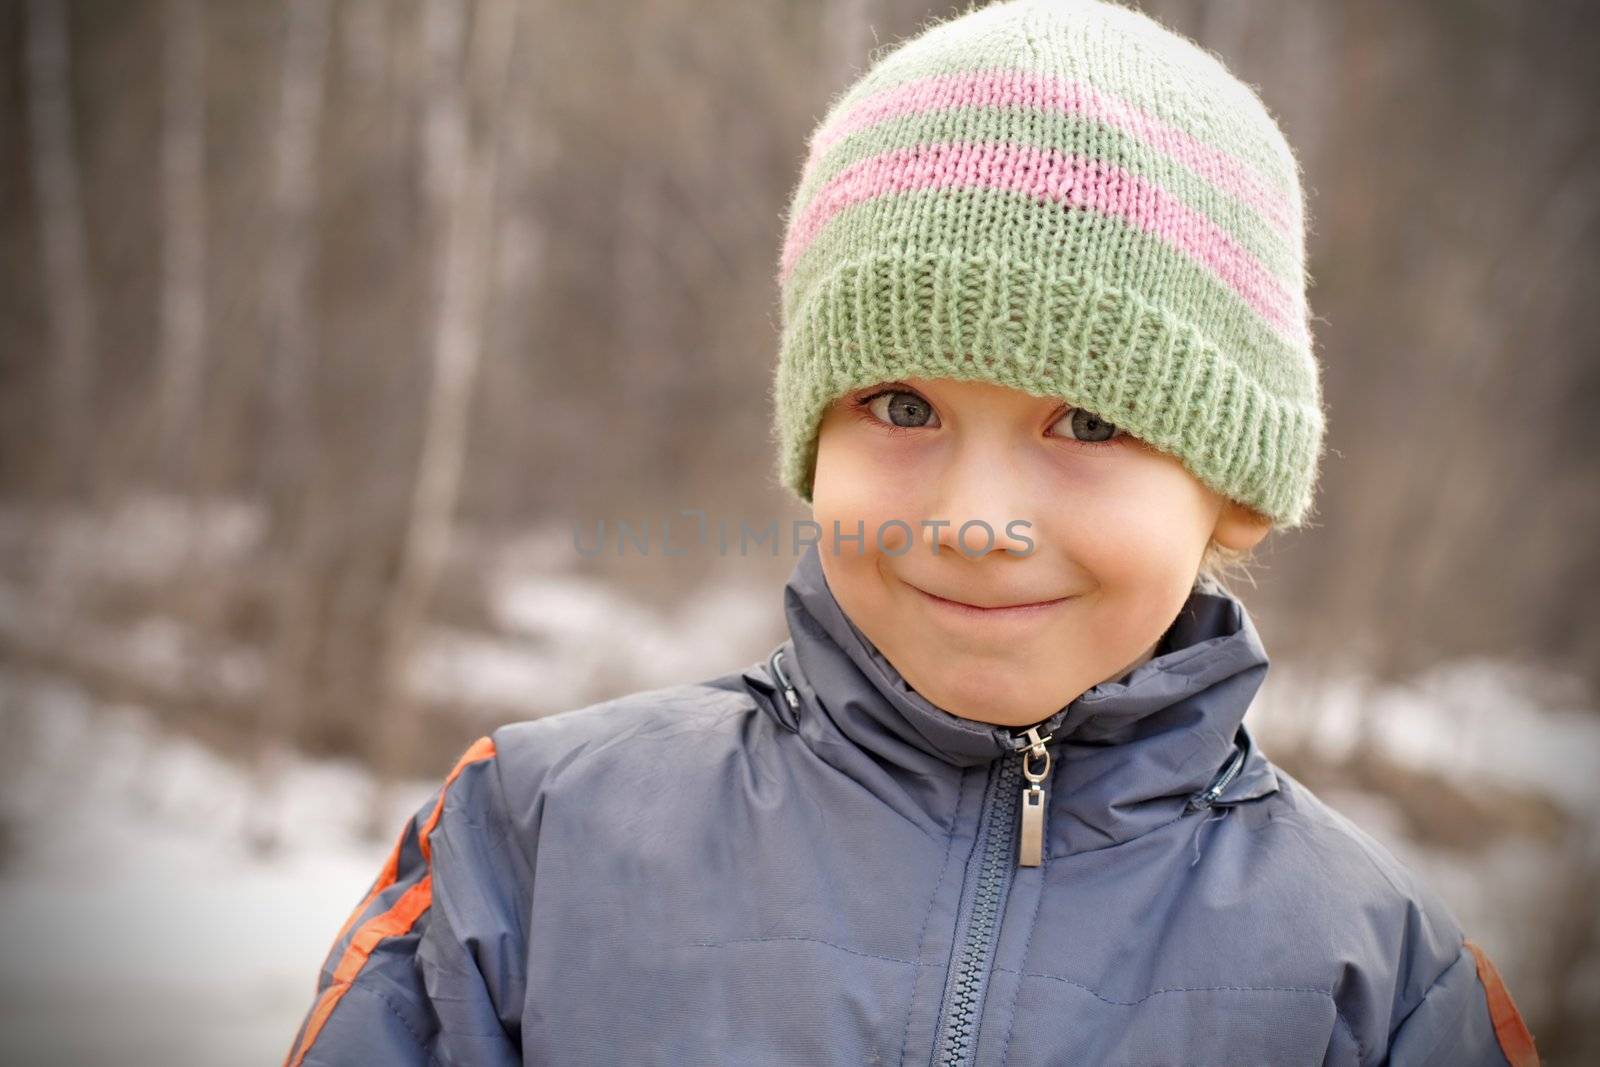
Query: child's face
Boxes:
[{"xmin": 811, "ymin": 376, "xmax": 1271, "ymax": 728}]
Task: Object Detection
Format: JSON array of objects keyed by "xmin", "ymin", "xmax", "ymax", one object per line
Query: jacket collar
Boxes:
[{"xmin": 744, "ymin": 543, "xmax": 1279, "ymax": 852}]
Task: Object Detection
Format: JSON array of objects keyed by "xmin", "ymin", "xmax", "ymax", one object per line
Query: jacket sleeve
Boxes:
[
  {"xmin": 284, "ymin": 736, "xmax": 532, "ymax": 1067},
  {"xmin": 1383, "ymin": 935, "xmax": 1540, "ymax": 1067}
]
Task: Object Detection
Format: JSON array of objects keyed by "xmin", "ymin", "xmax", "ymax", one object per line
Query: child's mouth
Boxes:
[{"xmin": 906, "ymin": 581, "xmax": 1076, "ymax": 620}]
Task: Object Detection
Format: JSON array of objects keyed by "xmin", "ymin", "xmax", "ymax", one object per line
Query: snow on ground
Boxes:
[
  {"xmin": 0, "ymin": 500, "xmax": 787, "ymax": 722},
  {"xmin": 0, "ymin": 677, "xmax": 435, "ymax": 1067},
  {"xmin": 408, "ymin": 570, "xmax": 777, "ymax": 712},
  {"xmin": 421, "ymin": 564, "xmax": 780, "ymax": 708},
  {"xmin": 1255, "ymin": 657, "xmax": 1600, "ymax": 815}
]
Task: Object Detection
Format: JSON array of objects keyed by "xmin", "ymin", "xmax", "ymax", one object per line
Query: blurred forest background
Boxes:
[{"xmin": 0, "ymin": 0, "xmax": 1596, "ymax": 1063}]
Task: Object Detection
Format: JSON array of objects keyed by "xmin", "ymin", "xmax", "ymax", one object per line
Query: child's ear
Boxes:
[{"xmin": 1212, "ymin": 499, "xmax": 1273, "ymax": 553}]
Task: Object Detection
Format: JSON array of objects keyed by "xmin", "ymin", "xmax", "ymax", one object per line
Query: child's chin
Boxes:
[{"xmin": 914, "ymin": 661, "xmax": 1062, "ymax": 724}]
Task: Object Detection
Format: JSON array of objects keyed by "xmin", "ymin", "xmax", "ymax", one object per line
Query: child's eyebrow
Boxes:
[{"xmin": 850, "ymin": 379, "xmax": 915, "ymax": 396}]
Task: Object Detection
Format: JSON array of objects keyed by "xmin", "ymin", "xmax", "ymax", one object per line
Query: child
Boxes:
[{"xmin": 286, "ymin": 1, "xmax": 1540, "ymax": 1063}]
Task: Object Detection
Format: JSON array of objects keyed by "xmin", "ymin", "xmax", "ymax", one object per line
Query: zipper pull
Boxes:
[
  {"xmin": 768, "ymin": 648, "xmax": 800, "ymax": 713},
  {"xmin": 1015, "ymin": 725, "xmax": 1053, "ymax": 867}
]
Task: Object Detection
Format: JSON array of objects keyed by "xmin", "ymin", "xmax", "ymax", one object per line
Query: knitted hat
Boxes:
[{"xmin": 771, "ymin": 0, "xmax": 1324, "ymax": 529}]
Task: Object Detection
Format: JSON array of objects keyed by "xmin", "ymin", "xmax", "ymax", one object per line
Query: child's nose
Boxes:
[
  {"xmin": 920, "ymin": 516, "xmax": 1035, "ymax": 558},
  {"xmin": 920, "ymin": 456, "xmax": 1036, "ymax": 557}
]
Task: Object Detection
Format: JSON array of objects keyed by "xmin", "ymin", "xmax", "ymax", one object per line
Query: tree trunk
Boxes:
[
  {"xmin": 367, "ymin": 0, "xmax": 523, "ymax": 835},
  {"xmin": 158, "ymin": 0, "xmax": 207, "ymax": 490},
  {"xmin": 249, "ymin": 0, "xmax": 332, "ymax": 856},
  {"xmin": 24, "ymin": 0, "xmax": 96, "ymax": 501}
]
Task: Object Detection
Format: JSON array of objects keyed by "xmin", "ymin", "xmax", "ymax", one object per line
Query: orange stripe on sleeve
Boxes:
[
  {"xmin": 1463, "ymin": 937, "xmax": 1540, "ymax": 1067},
  {"xmin": 316, "ymin": 822, "xmax": 406, "ymax": 981},
  {"xmin": 284, "ymin": 736, "xmax": 499, "ymax": 1067}
]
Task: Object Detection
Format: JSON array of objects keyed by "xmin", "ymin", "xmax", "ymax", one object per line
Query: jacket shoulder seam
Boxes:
[
  {"xmin": 1406, "ymin": 937, "xmax": 1466, "ymax": 1018},
  {"xmin": 1385, "ymin": 937, "xmax": 1471, "ymax": 1051},
  {"xmin": 333, "ymin": 983, "xmax": 441, "ymax": 1066},
  {"xmin": 486, "ymin": 746, "xmax": 534, "ymax": 948},
  {"xmin": 518, "ymin": 687, "xmax": 755, "ymax": 741},
  {"xmin": 1256, "ymin": 799, "xmax": 1416, "ymax": 904}
]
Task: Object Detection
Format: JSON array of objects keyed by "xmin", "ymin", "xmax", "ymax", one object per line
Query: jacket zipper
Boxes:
[
  {"xmin": 765, "ymin": 648, "xmax": 1251, "ymax": 1063},
  {"xmin": 930, "ymin": 725, "xmax": 1053, "ymax": 1066},
  {"xmin": 1015, "ymin": 725, "xmax": 1052, "ymax": 867}
]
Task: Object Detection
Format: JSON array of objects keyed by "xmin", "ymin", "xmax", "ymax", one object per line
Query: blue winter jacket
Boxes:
[{"xmin": 286, "ymin": 543, "xmax": 1540, "ymax": 1066}]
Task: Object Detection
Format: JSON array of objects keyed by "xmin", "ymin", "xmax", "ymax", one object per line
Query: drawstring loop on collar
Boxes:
[
  {"xmin": 1182, "ymin": 735, "xmax": 1248, "ymax": 868},
  {"xmin": 1187, "ymin": 807, "xmax": 1229, "ymax": 868},
  {"xmin": 1182, "ymin": 733, "xmax": 1249, "ymax": 815}
]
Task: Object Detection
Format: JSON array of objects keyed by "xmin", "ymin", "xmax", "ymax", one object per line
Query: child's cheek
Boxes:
[{"xmin": 812, "ymin": 432, "xmax": 940, "ymax": 545}]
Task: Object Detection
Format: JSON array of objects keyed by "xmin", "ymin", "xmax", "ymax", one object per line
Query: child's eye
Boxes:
[
  {"xmin": 858, "ymin": 388, "xmax": 941, "ymax": 430},
  {"xmin": 1049, "ymin": 406, "xmax": 1127, "ymax": 444}
]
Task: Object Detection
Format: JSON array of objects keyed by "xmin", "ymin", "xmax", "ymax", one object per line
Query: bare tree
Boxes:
[
  {"xmin": 249, "ymin": 0, "xmax": 332, "ymax": 855},
  {"xmin": 367, "ymin": 0, "xmax": 524, "ymax": 834},
  {"xmin": 614, "ymin": 8, "xmax": 673, "ymax": 490},
  {"xmin": 158, "ymin": 0, "xmax": 206, "ymax": 490},
  {"xmin": 11, "ymin": 0, "xmax": 98, "ymax": 783},
  {"xmin": 24, "ymin": 0, "xmax": 96, "ymax": 502}
]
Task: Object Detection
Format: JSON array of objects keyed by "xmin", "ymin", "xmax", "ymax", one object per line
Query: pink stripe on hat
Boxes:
[
  {"xmin": 803, "ymin": 69, "xmax": 1295, "ymax": 241},
  {"xmin": 781, "ymin": 140, "xmax": 1303, "ymax": 345}
]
